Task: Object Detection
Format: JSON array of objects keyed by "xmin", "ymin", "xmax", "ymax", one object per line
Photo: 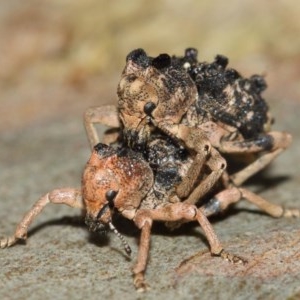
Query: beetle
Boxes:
[
  {"xmin": 1, "ymin": 48, "xmax": 298, "ymax": 292},
  {"xmin": 0, "ymin": 142, "xmax": 247, "ymax": 291},
  {"xmin": 1, "ymin": 135, "xmax": 298, "ymax": 291},
  {"xmin": 84, "ymin": 48, "xmax": 292, "ymax": 206}
]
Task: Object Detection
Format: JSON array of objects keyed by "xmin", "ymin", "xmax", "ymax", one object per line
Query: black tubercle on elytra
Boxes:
[
  {"xmin": 184, "ymin": 48, "xmax": 198, "ymax": 61},
  {"xmin": 126, "ymin": 48, "xmax": 150, "ymax": 68},
  {"xmin": 214, "ymin": 55, "xmax": 228, "ymax": 69},
  {"xmin": 250, "ymin": 75, "xmax": 267, "ymax": 93},
  {"xmin": 151, "ymin": 53, "xmax": 171, "ymax": 69},
  {"xmin": 224, "ymin": 68, "xmax": 241, "ymax": 82}
]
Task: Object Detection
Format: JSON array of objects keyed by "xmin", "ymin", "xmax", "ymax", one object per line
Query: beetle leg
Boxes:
[
  {"xmin": 183, "ymin": 147, "xmax": 226, "ymax": 205},
  {"xmin": 132, "ymin": 216, "xmax": 152, "ymax": 292},
  {"xmin": 154, "ymin": 123, "xmax": 225, "ymax": 202},
  {"xmin": 239, "ymin": 188, "xmax": 300, "ymax": 218},
  {"xmin": 84, "ymin": 105, "xmax": 120, "ymax": 150},
  {"xmin": 219, "ymin": 131, "xmax": 292, "ymax": 186},
  {"xmin": 201, "ymin": 186, "xmax": 300, "ymax": 218},
  {"xmin": 175, "ymin": 136, "xmax": 210, "ymax": 198},
  {"xmin": 0, "ymin": 188, "xmax": 83, "ymax": 248},
  {"xmin": 133, "ymin": 203, "xmax": 245, "ymax": 290},
  {"xmin": 201, "ymin": 187, "xmax": 242, "ymax": 217}
]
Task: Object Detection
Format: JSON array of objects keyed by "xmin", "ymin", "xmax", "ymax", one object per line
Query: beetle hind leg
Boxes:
[
  {"xmin": 223, "ymin": 131, "xmax": 292, "ymax": 186},
  {"xmin": 201, "ymin": 186, "xmax": 300, "ymax": 218}
]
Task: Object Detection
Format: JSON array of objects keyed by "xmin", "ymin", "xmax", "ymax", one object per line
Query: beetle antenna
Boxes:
[{"xmin": 109, "ymin": 222, "xmax": 132, "ymax": 256}]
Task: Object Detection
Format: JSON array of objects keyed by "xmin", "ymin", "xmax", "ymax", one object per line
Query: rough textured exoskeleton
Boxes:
[
  {"xmin": 0, "ymin": 142, "xmax": 247, "ymax": 291},
  {"xmin": 1, "ymin": 48, "xmax": 298, "ymax": 293},
  {"xmin": 84, "ymin": 48, "xmax": 292, "ymax": 208}
]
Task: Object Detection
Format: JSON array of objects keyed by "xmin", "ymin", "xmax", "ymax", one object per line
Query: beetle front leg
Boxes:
[
  {"xmin": 154, "ymin": 122, "xmax": 225, "ymax": 202},
  {"xmin": 84, "ymin": 105, "xmax": 120, "ymax": 150},
  {"xmin": 174, "ymin": 126, "xmax": 212, "ymax": 199},
  {"xmin": 153, "ymin": 203, "xmax": 224, "ymax": 256},
  {"xmin": 151, "ymin": 122, "xmax": 209, "ymax": 198},
  {"xmin": 134, "ymin": 203, "xmax": 245, "ymax": 290},
  {"xmin": 132, "ymin": 216, "xmax": 152, "ymax": 292},
  {"xmin": 0, "ymin": 188, "xmax": 83, "ymax": 248},
  {"xmin": 183, "ymin": 147, "xmax": 227, "ymax": 205}
]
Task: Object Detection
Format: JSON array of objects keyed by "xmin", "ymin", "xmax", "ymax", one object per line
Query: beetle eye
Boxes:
[
  {"xmin": 105, "ymin": 190, "xmax": 118, "ymax": 207},
  {"xmin": 144, "ymin": 101, "xmax": 156, "ymax": 116},
  {"xmin": 127, "ymin": 74, "xmax": 137, "ymax": 83}
]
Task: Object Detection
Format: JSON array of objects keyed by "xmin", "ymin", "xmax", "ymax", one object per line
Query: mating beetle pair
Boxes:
[{"xmin": 1, "ymin": 48, "xmax": 298, "ymax": 292}]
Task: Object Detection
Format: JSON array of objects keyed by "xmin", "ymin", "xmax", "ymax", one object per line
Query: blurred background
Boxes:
[
  {"xmin": 1, "ymin": 2, "xmax": 300, "ymax": 299},
  {"xmin": 0, "ymin": 0, "xmax": 299, "ymax": 135}
]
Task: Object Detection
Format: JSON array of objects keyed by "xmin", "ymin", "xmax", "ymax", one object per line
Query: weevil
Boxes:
[
  {"xmin": 0, "ymin": 142, "xmax": 246, "ymax": 291},
  {"xmin": 1, "ymin": 48, "xmax": 298, "ymax": 292},
  {"xmin": 1, "ymin": 133, "xmax": 298, "ymax": 291},
  {"xmin": 84, "ymin": 48, "xmax": 292, "ymax": 206}
]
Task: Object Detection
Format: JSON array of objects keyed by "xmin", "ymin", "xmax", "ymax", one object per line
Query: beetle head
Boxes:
[
  {"xmin": 82, "ymin": 143, "xmax": 154, "ymax": 234},
  {"xmin": 117, "ymin": 48, "xmax": 197, "ymax": 149}
]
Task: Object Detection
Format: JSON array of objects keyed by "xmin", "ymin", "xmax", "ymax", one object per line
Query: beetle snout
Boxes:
[
  {"xmin": 85, "ymin": 203, "xmax": 112, "ymax": 234},
  {"xmin": 85, "ymin": 215, "xmax": 108, "ymax": 234}
]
